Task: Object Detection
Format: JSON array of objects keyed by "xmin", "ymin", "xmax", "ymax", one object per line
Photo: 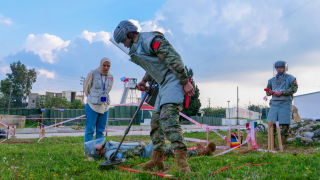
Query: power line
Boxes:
[{"xmin": 194, "ymin": 0, "xmax": 315, "ymax": 68}]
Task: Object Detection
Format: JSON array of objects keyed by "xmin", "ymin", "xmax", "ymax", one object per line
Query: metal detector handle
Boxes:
[{"xmin": 110, "ymin": 79, "xmax": 155, "ymax": 161}]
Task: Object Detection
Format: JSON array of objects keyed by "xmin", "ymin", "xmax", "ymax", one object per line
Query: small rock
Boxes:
[
  {"xmin": 290, "ymin": 124, "xmax": 298, "ymax": 129},
  {"xmin": 313, "ymin": 138, "xmax": 319, "ymax": 141},
  {"xmin": 296, "ymin": 135, "xmax": 302, "ymax": 138},
  {"xmin": 305, "ymin": 125, "xmax": 312, "ymax": 131},
  {"xmin": 304, "ymin": 132, "xmax": 314, "ymax": 138},
  {"xmin": 313, "ymin": 128, "xmax": 320, "ymax": 138},
  {"xmin": 286, "ymin": 138, "xmax": 296, "ymax": 142},
  {"xmin": 302, "ymin": 132, "xmax": 306, "ymax": 137},
  {"xmin": 301, "ymin": 137, "xmax": 313, "ymax": 144}
]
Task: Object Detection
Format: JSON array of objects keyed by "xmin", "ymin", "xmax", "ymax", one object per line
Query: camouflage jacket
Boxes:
[
  {"xmin": 266, "ymin": 78, "xmax": 298, "ymax": 96},
  {"xmin": 142, "ymin": 32, "xmax": 189, "ymax": 85}
]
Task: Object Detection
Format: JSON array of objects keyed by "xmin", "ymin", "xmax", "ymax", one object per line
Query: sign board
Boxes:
[
  {"xmin": 41, "ymin": 109, "xmax": 45, "ymax": 112},
  {"xmin": 60, "ymin": 109, "xmax": 65, "ymax": 112}
]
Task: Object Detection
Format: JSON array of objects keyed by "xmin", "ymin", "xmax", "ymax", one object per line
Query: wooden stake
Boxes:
[
  {"xmin": 61, "ymin": 111, "xmax": 63, "ymax": 127},
  {"xmin": 276, "ymin": 121, "xmax": 283, "ymax": 152},
  {"xmin": 206, "ymin": 124, "xmax": 210, "ymax": 145},
  {"xmin": 6, "ymin": 126, "xmax": 9, "ymax": 140},
  {"xmin": 55, "ymin": 117, "xmax": 57, "ymax": 127},
  {"xmin": 268, "ymin": 121, "xmax": 274, "ymax": 151},
  {"xmin": 41, "ymin": 112, "xmax": 43, "ymax": 125},
  {"xmin": 237, "ymin": 125, "xmax": 240, "ymax": 142},
  {"xmin": 246, "ymin": 123, "xmax": 253, "ymax": 149},
  {"xmin": 39, "ymin": 126, "xmax": 42, "ymax": 139},
  {"xmin": 227, "ymin": 124, "xmax": 231, "ymax": 149},
  {"xmin": 42, "ymin": 127, "xmax": 45, "ymax": 137},
  {"xmin": 12, "ymin": 126, "xmax": 15, "ymax": 139}
]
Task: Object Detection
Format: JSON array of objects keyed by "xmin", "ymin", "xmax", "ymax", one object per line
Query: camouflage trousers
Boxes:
[
  {"xmin": 150, "ymin": 103, "xmax": 188, "ymax": 152},
  {"xmin": 119, "ymin": 144, "xmax": 144, "ymax": 159},
  {"xmin": 119, "ymin": 144, "xmax": 197, "ymax": 159},
  {"xmin": 273, "ymin": 124, "xmax": 290, "ymax": 138},
  {"xmin": 164, "ymin": 145, "xmax": 198, "ymax": 158}
]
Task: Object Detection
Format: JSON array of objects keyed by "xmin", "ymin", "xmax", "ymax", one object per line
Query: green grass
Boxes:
[{"xmin": 1, "ymin": 132, "xmax": 320, "ymax": 179}]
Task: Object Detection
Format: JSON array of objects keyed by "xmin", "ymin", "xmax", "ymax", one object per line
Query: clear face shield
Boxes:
[
  {"xmin": 109, "ymin": 37, "xmax": 130, "ymax": 56},
  {"xmin": 84, "ymin": 138, "xmax": 106, "ymax": 159},
  {"xmin": 273, "ymin": 61, "xmax": 288, "ymax": 77}
]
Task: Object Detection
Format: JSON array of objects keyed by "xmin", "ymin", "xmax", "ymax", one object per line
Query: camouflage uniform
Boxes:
[
  {"xmin": 164, "ymin": 145, "xmax": 198, "ymax": 158},
  {"xmin": 266, "ymin": 77, "xmax": 298, "ymax": 138},
  {"xmin": 119, "ymin": 143, "xmax": 198, "ymax": 159},
  {"xmin": 119, "ymin": 144, "xmax": 145, "ymax": 159},
  {"xmin": 133, "ymin": 32, "xmax": 189, "ymax": 152}
]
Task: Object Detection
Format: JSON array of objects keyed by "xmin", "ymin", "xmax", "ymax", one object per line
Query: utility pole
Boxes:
[
  {"xmin": 207, "ymin": 98, "xmax": 211, "ymax": 108},
  {"xmin": 8, "ymin": 81, "xmax": 14, "ymax": 115},
  {"xmin": 80, "ymin": 77, "xmax": 85, "ymax": 104},
  {"xmin": 227, "ymin": 101, "xmax": 230, "ymax": 118}
]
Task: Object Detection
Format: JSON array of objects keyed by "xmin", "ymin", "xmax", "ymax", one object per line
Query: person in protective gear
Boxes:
[
  {"xmin": 265, "ymin": 61, "xmax": 298, "ymax": 148},
  {"xmin": 83, "ymin": 57, "xmax": 114, "ymax": 143},
  {"xmin": 113, "ymin": 20, "xmax": 195, "ymax": 173},
  {"xmin": 84, "ymin": 138, "xmax": 216, "ymax": 162}
]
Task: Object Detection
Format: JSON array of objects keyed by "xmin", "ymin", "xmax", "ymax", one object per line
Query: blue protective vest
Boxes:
[
  {"xmin": 129, "ymin": 32, "xmax": 169, "ymax": 85},
  {"xmin": 87, "ymin": 70, "xmax": 113, "ymax": 105}
]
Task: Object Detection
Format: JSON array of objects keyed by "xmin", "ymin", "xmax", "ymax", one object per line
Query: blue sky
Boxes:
[{"xmin": 1, "ymin": 0, "xmax": 320, "ymax": 108}]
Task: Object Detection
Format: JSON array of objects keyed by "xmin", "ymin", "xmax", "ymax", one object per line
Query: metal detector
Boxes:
[{"xmin": 100, "ymin": 80, "xmax": 155, "ymax": 167}]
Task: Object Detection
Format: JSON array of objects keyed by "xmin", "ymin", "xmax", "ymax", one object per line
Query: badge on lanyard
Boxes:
[{"xmin": 101, "ymin": 75, "xmax": 107, "ymax": 102}]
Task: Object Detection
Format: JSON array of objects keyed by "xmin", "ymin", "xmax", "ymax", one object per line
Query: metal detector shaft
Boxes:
[{"xmin": 110, "ymin": 80, "xmax": 155, "ymax": 160}]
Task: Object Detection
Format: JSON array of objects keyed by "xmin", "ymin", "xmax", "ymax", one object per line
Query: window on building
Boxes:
[{"xmin": 32, "ymin": 100, "xmax": 35, "ymax": 103}]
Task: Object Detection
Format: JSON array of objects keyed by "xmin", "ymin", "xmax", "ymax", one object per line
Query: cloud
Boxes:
[
  {"xmin": 0, "ymin": 66, "xmax": 10, "ymax": 74},
  {"xmin": 0, "ymin": 14, "xmax": 13, "ymax": 25},
  {"xmin": 79, "ymin": 30, "xmax": 112, "ymax": 45},
  {"xmin": 22, "ymin": 34, "xmax": 70, "ymax": 64},
  {"xmin": 38, "ymin": 68, "xmax": 55, "ymax": 79}
]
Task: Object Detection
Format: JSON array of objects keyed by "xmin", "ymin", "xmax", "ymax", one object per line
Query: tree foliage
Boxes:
[
  {"xmin": 201, "ymin": 107, "xmax": 226, "ymax": 116},
  {"xmin": 36, "ymin": 95, "xmax": 85, "ymax": 109},
  {"xmin": 181, "ymin": 66, "xmax": 201, "ymax": 118},
  {"xmin": 0, "ymin": 61, "xmax": 37, "ymax": 108}
]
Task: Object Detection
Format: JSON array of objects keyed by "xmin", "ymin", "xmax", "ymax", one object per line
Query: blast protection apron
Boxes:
[
  {"xmin": 129, "ymin": 32, "xmax": 184, "ymax": 112},
  {"xmin": 87, "ymin": 70, "xmax": 112, "ymax": 105},
  {"xmin": 267, "ymin": 74, "xmax": 295, "ymax": 124}
]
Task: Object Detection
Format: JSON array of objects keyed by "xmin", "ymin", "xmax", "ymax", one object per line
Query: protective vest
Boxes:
[
  {"xmin": 87, "ymin": 70, "xmax": 113, "ymax": 105},
  {"xmin": 268, "ymin": 74, "xmax": 296, "ymax": 101},
  {"xmin": 129, "ymin": 32, "xmax": 169, "ymax": 84}
]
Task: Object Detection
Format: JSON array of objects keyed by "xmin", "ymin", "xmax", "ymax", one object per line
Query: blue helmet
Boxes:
[
  {"xmin": 274, "ymin": 61, "xmax": 287, "ymax": 69},
  {"xmin": 113, "ymin": 20, "xmax": 138, "ymax": 44}
]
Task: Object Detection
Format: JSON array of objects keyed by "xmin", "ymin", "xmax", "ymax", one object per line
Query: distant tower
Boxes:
[{"xmin": 120, "ymin": 78, "xmax": 139, "ymax": 104}]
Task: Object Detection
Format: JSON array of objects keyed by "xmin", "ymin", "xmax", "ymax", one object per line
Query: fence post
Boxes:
[
  {"xmin": 206, "ymin": 124, "xmax": 209, "ymax": 145},
  {"xmin": 237, "ymin": 125, "xmax": 240, "ymax": 142},
  {"xmin": 227, "ymin": 124, "xmax": 231, "ymax": 149},
  {"xmin": 268, "ymin": 121, "xmax": 274, "ymax": 151},
  {"xmin": 246, "ymin": 123, "xmax": 253, "ymax": 149},
  {"xmin": 276, "ymin": 121, "xmax": 283, "ymax": 152}
]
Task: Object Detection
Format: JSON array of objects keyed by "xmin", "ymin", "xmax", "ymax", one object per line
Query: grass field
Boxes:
[{"xmin": 1, "ymin": 131, "xmax": 320, "ymax": 179}]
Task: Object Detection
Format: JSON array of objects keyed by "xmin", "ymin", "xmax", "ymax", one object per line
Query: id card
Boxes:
[{"xmin": 101, "ymin": 97, "xmax": 107, "ymax": 102}]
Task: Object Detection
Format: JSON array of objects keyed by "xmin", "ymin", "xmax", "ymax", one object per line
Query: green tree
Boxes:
[
  {"xmin": 0, "ymin": 61, "xmax": 37, "ymax": 108},
  {"xmin": 37, "ymin": 95, "xmax": 84, "ymax": 109},
  {"xmin": 181, "ymin": 66, "xmax": 201, "ymax": 119},
  {"xmin": 202, "ymin": 107, "xmax": 226, "ymax": 116}
]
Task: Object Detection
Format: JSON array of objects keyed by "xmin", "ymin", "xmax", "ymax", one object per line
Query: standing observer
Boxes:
[{"xmin": 83, "ymin": 57, "xmax": 114, "ymax": 143}]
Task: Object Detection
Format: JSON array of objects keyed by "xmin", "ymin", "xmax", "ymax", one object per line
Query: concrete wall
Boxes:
[
  {"xmin": 28, "ymin": 93, "xmax": 39, "ymax": 108},
  {"xmin": 0, "ymin": 115, "xmax": 26, "ymax": 128},
  {"xmin": 226, "ymin": 107, "xmax": 259, "ymax": 119},
  {"xmin": 294, "ymin": 92, "xmax": 320, "ymax": 119}
]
